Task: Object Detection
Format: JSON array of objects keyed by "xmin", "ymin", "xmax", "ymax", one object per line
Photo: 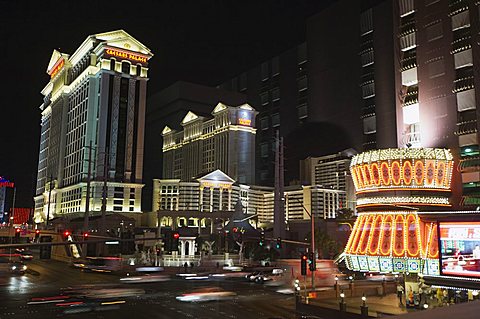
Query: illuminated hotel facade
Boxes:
[
  {"xmin": 343, "ymin": 148, "xmax": 480, "ymax": 291},
  {"xmin": 161, "ymin": 103, "xmax": 257, "ymax": 184},
  {"xmin": 34, "ymin": 30, "xmax": 153, "ymax": 223},
  {"xmin": 153, "ymin": 170, "xmax": 345, "ymax": 230}
]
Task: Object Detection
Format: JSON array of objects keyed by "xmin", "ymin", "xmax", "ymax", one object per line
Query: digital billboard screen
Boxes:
[{"xmin": 439, "ymin": 222, "xmax": 480, "ymax": 278}]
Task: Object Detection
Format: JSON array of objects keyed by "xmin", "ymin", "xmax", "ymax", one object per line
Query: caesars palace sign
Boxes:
[{"xmin": 105, "ymin": 48, "xmax": 148, "ymax": 64}]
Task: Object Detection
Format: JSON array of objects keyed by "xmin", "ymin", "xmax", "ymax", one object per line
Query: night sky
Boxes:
[{"xmin": 0, "ymin": 0, "xmax": 334, "ymax": 207}]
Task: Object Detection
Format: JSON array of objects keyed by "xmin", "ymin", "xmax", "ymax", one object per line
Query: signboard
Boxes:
[
  {"xmin": 379, "ymin": 258, "xmax": 393, "ymax": 272},
  {"xmin": 104, "ymin": 47, "xmax": 148, "ymax": 64},
  {"xmin": 439, "ymin": 222, "xmax": 480, "ymax": 278},
  {"xmin": 350, "ymin": 256, "xmax": 360, "ymax": 271},
  {"xmin": 0, "ymin": 176, "xmax": 14, "ymax": 188}
]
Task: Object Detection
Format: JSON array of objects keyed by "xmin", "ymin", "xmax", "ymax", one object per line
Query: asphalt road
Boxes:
[{"xmin": 0, "ymin": 258, "xmax": 298, "ymax": 319}]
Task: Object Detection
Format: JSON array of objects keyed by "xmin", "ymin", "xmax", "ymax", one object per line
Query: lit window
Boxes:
[{"xmin": 451, "ymin": 10, "xmax": 470, "ymax": 31}]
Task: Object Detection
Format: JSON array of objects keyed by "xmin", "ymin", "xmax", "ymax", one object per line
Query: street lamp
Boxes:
[
  {"xmin": 339, "ymin": 290, "xmax": 346, "ymax": 312},
  {"xmin": 361, "ymin": 293, "xmax": 368, "ymax": 318}
]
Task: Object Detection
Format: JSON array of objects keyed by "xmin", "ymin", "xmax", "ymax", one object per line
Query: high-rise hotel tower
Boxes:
[{"xmin": 34, "ymin": 30, "xmax": 153, "ymax": 223}]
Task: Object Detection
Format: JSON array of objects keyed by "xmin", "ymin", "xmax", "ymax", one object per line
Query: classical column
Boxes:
[
  {"xmin": 199, "ymin": 186, "xmax": 204, "ymax": 211},
  {"xmin": 180, "ymin": 239, "xmax": 185, "ymax": 257},
  {"xmin": 219, "ymin": 188, "xmax": 223, "ymax": 210},
  {"xmin": 227, "ymin": 189, "xmax": 232, "ymax": 210},
  {"xmin": 189, "ymin": 240, "xmax": 195, "ymax": 256},
  {"xmin": 210, "ymin": 188, "xmax": 214, "ymax": 212}
]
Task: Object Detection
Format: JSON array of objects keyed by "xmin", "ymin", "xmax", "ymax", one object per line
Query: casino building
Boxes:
[
  {"xmin": 161, "ymin": 103, "xmax": 257, "ymax": 184},
  {"xmin": 33, "ymin": 30, "xmax": 153, "ymax": 223},
  {"xmin": 343, "ymin": 148, "xmax": 480, "ymax": 292}
]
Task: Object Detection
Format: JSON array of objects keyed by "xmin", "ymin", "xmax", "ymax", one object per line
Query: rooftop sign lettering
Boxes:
[{"xmin": 105, "ymin": 47, "xmax": 148, "ymax": 63}]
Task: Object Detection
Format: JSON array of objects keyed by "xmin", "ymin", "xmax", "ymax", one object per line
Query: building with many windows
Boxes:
[
  {"xmin": 162, "ymin": 103, "xmax": 257, "ymax": 184},
  {"xmin": 219, "ymin": 0, "xmax": 480, "ymax": 209},
  {"xmin": 33, "ymin": 30, "xmax": 153, "ymax": 223},
  {"xmin": 300, "ymin": 150, "xmax": 358, "ymax": 211},
  {"xmin": 153, "ymin": 170, "xmax": 345, "ymax": 231},
  {"xmin": 143, "ymin": 81, "xmax": 246, "ymax": 211}
]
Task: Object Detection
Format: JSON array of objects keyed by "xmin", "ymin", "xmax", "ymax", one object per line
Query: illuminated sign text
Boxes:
[
  {"xmin": 238, "ymin": 118, "xmax": 251, "ymax": 126},
  {"xmin": 105, "ymin": 48, "xmax": 148, "ymax": 63},
  {"xmin": 49, "ymin": 59, "xmax": 65, "ymax": 78}
]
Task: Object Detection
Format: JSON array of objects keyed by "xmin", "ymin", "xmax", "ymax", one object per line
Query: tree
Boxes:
[{"xmin": 305, "ymin": 231, "xmax": 340, "ymax": 259}]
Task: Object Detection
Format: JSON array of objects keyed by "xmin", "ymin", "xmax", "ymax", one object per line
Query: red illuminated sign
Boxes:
[
  {"xmin": 105, "ymin": 47, "xmax": 148, "ymax": 63},
  {"xmin": 0, "ymin": 177, "xmax": 14, "ymax": 188},
  {"xmin": 49, "ymin": 58, "xmax": 65, "ymax": 78}
]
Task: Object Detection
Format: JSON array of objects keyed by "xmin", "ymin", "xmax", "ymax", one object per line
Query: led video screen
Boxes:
[{"xmin": 439, "ymin": 222, "xmax": 480, "ymax": 278}]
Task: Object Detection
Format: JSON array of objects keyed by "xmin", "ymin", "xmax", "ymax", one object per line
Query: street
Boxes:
[{"xmin": 0, "ymin": 258, "xmax": 297, "ymax": 319}]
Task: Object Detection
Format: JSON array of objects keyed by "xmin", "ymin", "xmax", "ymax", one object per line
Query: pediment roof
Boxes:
[{"xmin": 197, "ymin": 169, "xmax": 235, "ymax": 183}]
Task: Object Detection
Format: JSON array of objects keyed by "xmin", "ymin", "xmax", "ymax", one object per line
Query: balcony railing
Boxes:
[
  {"xmin": 459, "ymin": 157, "xmax": 480, "ymax": 172},
  {"xmin": 455, "ymin": 120, "xmax": 477, "ymax": 135},
  {"xmin": 453, "ymin": 76, "xmax": 475, "ymax": 93}
]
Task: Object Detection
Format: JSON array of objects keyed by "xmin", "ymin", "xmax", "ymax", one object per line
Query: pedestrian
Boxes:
[
  {"xmin": 216, "ymin": 262, "xmax": 220, "ymax": 269},
  {"xmin": 436, "ymin": 288, "xmax": 443, "ymax": 306},
  {"xmin": 184, "ymin": 262, "xmax": 188, "ymax": 273},
  {"xmin": 442, "ymin": 289, "xmax": 449, "ymax": 306},
  {"xmin": 397, "ymin": 284, "xmax": 404, "ymax": 306}
]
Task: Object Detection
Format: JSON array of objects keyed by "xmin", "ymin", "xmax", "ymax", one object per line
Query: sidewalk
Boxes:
[{"xmin": 308, "ymin": 292, "xmax": 412, "ymax": 317}]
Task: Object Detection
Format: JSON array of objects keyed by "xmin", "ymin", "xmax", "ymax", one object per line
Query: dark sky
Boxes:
[{"xmin": 0, "ymin": 0, "xmax": 334, "ymax": 207}]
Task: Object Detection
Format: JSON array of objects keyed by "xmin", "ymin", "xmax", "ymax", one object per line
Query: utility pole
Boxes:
[
  {"xmin": 46, "ymin": 175, "xmax": 53, "ymax": 229},
  {"xmin": 292, "ymin": 197, "xmax": 315, "ymax": 290},
  {"xmin": 82, "ymin": 141, "xmax": 93, "ymax": 258},
  {"xmin": 274, "ymin": 130, "xmax": 286, "ymax": 241},
  {"xmin": 100, "ymin": 149, "xmax": 109, "ymax": 237}
]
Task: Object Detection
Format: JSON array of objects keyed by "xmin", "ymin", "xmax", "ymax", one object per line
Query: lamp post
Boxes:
[
  {"xmin": 339, "ymin": 290, "xmax": 347, "ymax": 312},
  {"xmin": 361, "ymin": 293, "xmax": 368, "ymax": 318}
]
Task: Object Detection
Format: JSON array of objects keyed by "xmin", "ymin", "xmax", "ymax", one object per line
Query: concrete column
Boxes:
[
  {"xmin": 210, "ymin": 218, "xmax": 213, "ymax": 234},
  {"xmin": 219, "ymin": 188, "xmax": 223, "ymax": 210},
  {"xmin": 210, "ymin": 188, "xmax": 214, "ymax": 212},
  {"xmin": 189, "ymin": 240, "xmax": 195, "ymax": 256},
  {"xmin": 199, "ymin": 186, "xmax": 204, "ymax": 211},
  {"xmin": 228, "ymin": 189, "xmax": 232, "ymax": 210},
  {"xmin": 180, "ymin": 239, "xmax": 186, "ymax": 257}
]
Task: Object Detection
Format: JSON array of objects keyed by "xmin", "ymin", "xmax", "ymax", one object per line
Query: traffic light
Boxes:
[
  {"xmin": 15, "ymin": 228, "xmax": 21, "ymax": 242},
  {"xmin": 63, "ymin": 230, "xmax": 70, "ymax": 240},
  {"xmin": 301, "ymin": 253, "xmax": 308, "ymax": 276},
  {"xmin": 259, "ymin": 231, "xmax": 265, "ymax": 246},
  {"xmin": 34, "ymin": 229, "xmax": 40, "ymax": 241},
  {"xmin": 276, "ymin": 237, "xmax": 282, "ymax": 249},
  {"xmin": 171, "ymin": 232, "xmax": 180, "ymax": 251},
  {"xmin": 309, "ymin": 252, "xmax": 316, "ymax": 271}
]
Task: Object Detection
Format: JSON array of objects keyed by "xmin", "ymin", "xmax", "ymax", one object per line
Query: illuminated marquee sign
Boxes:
[
  {"xmin": 238, "ymin": 118, "xmax": 251, "ymax": 126},
  {"xmin": 49, "ymin": 58, "xmax": 65, "ymax": 78},
  {"xmin": 201, "ymin": 182, "xmax": 232, "ymax": 189},
  {"xmin": 0, "ymin": 177, "xmax": 14, "ymax": 188},
  {"xmin": 105, "ymin": 47, "xmax": 148, "ymax": 64}
]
